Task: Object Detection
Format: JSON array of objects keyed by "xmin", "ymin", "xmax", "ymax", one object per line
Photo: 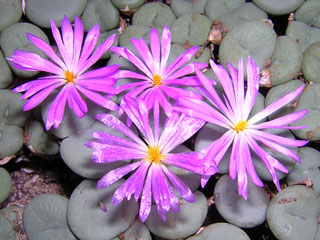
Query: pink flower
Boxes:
[
  {"xmin": 111, "ymin": 25, "xmax": 208, "ymax": 116},
  {"xmin": 175, "ymin": 57, "xmax": 308, "ymax": 199},
  {"xmin": 86, "ymin": 97, "xmax": 217, "ymax": 222},
  {"xmin": 8, "ymin": 16, "xmax": 119, "ymax": 130}
]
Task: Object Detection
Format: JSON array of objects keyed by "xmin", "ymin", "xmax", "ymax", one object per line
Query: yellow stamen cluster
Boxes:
[
  {"xmin": 65, "ymin": 71, "xmax": 75, "ymax": 83},
  {"xmin": 152, "ymin": 74, "xmax": 162, "ymax": 86},
  {"xmin": 233, "ymin": 120, "xmax": 247, "ymax": 133},
  {"xmin": 147, "ymin": 145, "xmax": 163, "ymax": 164}
]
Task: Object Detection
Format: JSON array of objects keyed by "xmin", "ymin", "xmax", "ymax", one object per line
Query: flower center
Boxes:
[
  {"xmin": 65, "ymin": 71, "xmax": 75, "ymax": 83},
  {"xmin": 152, "ymin": 74, "xmax": 162, "ymax": 86},
  {"xmin": 233, "ymin": 120, "xmax": 247, "ymax": 133},
  {"xmin": 147, "ymin": 145, "xmax": 163, "ymax": 164}
]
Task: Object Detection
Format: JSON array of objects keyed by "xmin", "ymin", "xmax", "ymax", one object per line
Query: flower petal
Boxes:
[
  {"xmin": 131, "ymin": 38, "xmax": 154, "ymax": 73},
  {"xmin": 8, "ymin": 50, "xmax": 63, "ymax": 75},
  {"xmin": 160, "ymin": 25, "xmax": 171, "ymax": 73},
  {"xmin": 162, "ymin": 165, "xmax": 195, "ymax": 202},
  {"xmin": 251, "ymin": 110, "xmax": 308, "ymax": 129},
  {"xmin": 45, "ymin": 85, "xmax": 68, "ymax": 130},
  {"xmin": 76, "ymin": 86, "xmax": 119, "ymax": 110},
  {"xmin": 247, "ymin": 128, "xmax": 308, "ymax": 147},
  {"xmin": 89, "ymin": 143, "xmax": 145, "ymax": 163},
  {"xmin": 150, "ymin": 28, "xmax": 160, "ymax": 73},
  {"xmin": 97, "ymin": 161, "xmax": 142, "ymax": 188},
  {"xmin": 164, "ymin": 46, "xmax": 198, "ymax": 78},
  {"xmin": 66, "ymin": 84, "xmax": 87, "ymax": 118},
  {"xmin": 166, "ymin": 62, "xmax": 207, "ymax": 80},
  {"xmin": 77, "ymin": 24, "xmax": 100, "ymax": 69},
  {"xmin": 94, "ymin": 113, "xmax": 146, "ymax": 146},
  {"xmin": 26, "ymin": 33, "xmax": 66, "ymax": 69},
  {"xmin": 61, "ymin": 15, "xmax": 74, "ymax": 65},
  {"xmin": 111, "ymin": 47, "xmax": 153, "ymax": 79},
  {"xmin": 139, "ymin": 168, "xmax": 152, "ymax": 222},
  {"xmin": 163, "ymin": 152, "xmax": 216, "ymax": 175},
  {"xmin": 72, "ymin": 16, "xmax": 84, "ymax": 67},
  {"xmin": 23, "ymin": 82, "xmax": 62, "ymax": 111},
  {"xmin": 160, "ymin": 85, "xmax": 202, "ymax": 100},
  {"xmin": 249, "ymin": 84, "xmax": 305, "ymax": 124},
  {"xmin": 160, "ymin": 112, "xmax": 205, "ymax": 153},
  {"xmin": 13, "ymin": 78, "xmax": 63, "ymax": 99},
  {"xmin": 242, "ymin": 57, "xmax": 260, "ymax": 120},
  {"xmin": 78, "ymin": 34, "xmax": 116, "ymax": 74},
  {"xmin": 50, "ymin": 19, "xmax": 70, "ymax": 67}
]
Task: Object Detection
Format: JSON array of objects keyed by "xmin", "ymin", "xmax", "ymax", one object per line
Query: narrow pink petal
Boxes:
[
  {"xmin": 194, "ymin": 68, "xmax": 233, "ymax": 121},
  {"xmin": 245, "ymin": 134, "xmax": 283, "ymax": 191},
  {"xmin": 111, "ymin": 69, "xmax": 150, "ymax": 81},
  {"xmin": 8, "ymin": 51, "xmax": 63, "ymax": 75},
  {"xmin": 175, "ymin": 97, "xmax": 232, "ymax": 128},
  {"xmin": 97, "ymin": 161, "xmax": 142, "ymax": 188},
  {"xmin": 237, "ymin": 136, "xmax": 248, "ymax": 199},
  {"xmin": 94, "ymin": 113, "xmax": 146, "ymax": 146},
  {"xmin": 241, "ymin": 136, "xmax": 264, "ymax": 187},
  {"xmin": 78, "ymin": 65, "xmax": 119, "ymax": 79},
  {"xmin": 166, "ymin": 62, "xmax": 208, "ymax": 80},
  {"xmin": 77, "ymin": 24, "xmax": 100, "ymax": 68},
  {"xmin": 249, "ymin": 84, "xmax": 305, "ymax": 124},
  {"xmin": 210, "ymin": 60, "xmax": 236, "ymax": 112},
  {"xmin": 72, "ymin": 16, "xmax": 84, "ymax": 67},
  {"xmin": 14, "ymin": 78, "xmax": 63, "ymax": 99},
  {"xmin": 50, "ymin": 19, "xmax": 70, "ymax": 67},
  {"xmin": 89, "ymin": 144, "xmax": 145, "ymax": 163},
  {"xmin": 252, "ymin": 133, "xmax": 300, "ymax": 162},
  {"xmin": 164, "ymin": 46, "xmax": 198, "ymax": 78},
  {"xmin": 139, "ymin": 87, "xmax": 156, "ymax": 111},
  {"xmin": 151, "ymin": 165, "xmax": 170, "ymax": 217},
  {"xmin": 76, "ymin": 86, "xmax": 118, "ymax": 110},
  {"xmin": 45, "ymin": 86, "xmax": 68, "ymax": 130},
  {"xmin": 91, "ymin": 131, "xmax": 144, "ymax": 150},
  {"xmin": 163, "ymin": 152, "xmax": 216, "ymax": 175},
  {"xmin": 154, "ymin": 88, "xmax": 173, "ymax": 117},
  {"xmin": 61, "ymin": 15, "xmax": 73, "ymax": 65},
  {"xmin": 162, "ymin": 165, "xmax": 195, "ymax": 202},
  {"xmin": 123, "ymin": 84, "xmax": 151, "ymax": 98},
  {"xmin": 204, "ymin": 130, "xmax": 234, "ymax": 169},
  {"xmin": 160, "ymin": 26, "xmax": 171, "ymax": 73},
  {"xmin": 138, "ymin": 100, "xmax": 154, "ymax": 145},
  {"xmin": 150, "ymin": 28, "xmax": 160, "ymax": 73},
  {"xmin": 131, "ymin": 38, "xmax": 154, "ymax": 72},
  {"xmin": 67, "ymin": 84, "xmax": 87, "ymax": 118},
  {"xmin": 160, "ymin": 85, "xmax": 202, "ymax": 100},
  {"xmin": 164, "ymin": 76, "xmax": 207, "ymax": 86},
  {"xmin": 112, "ymin": 177, "xmax": 132, "ymax": 206},
  {"xmin": 247, "ymin": 128, "xmax": 308, "ymax": 147},
  {"xmin": 168, "ymin": 186, "xmax": 180, "ymax": 214},
  {"xmin": 160, "ymin": 113, "xmax": 205, "ymax": 153},
  {"xmin": 120, "ymin": 97, "xmax": 149, "ymax": 138},
  {"xmin": 78, "ymin": 34, "xmax": 116, "ymax": 74},
  {"xmin": 23, "ymin": 82, "xmax": 62, "ymax": 111},
  {"xmin": 229, "ymin": 134, "xmax": 240, "ymax": 180},
  {"xmin": 139, "ymin": 168, "xmax": 152, "ymax": 222},
  {"xmin": 111, "ymin": 47, "xmax": 153, "ymax": 79},
  {"xmin": 251, "ymin": 110, "xmax": 308, "ymax": 129},
  {"xmin": 76, "ymin": 80, "xmax": 118, "ymax": 94},
  {"xmin": 26, "ymin": 33, "xmax": 66, "ymax": 69},
  {"xmin": 133, "ymin": 162, "xmax": 150, "ymax": 201},
  {"xmin": 243, "ymin": 57, "xmax": 260, "ymax": 120},
  {"xmin": 236, "ymin": 58, "xmax": 245, "ymax": 105}
]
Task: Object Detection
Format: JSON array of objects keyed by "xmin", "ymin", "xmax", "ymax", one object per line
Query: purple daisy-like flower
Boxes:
[
  {"xmin": 175, "ymin": 57, "xmax": 308, "ymax": 199},
  {"xmin": 7, "ymin": 15, "xmax": 119, "ymax": 130},
  {"xmin": 110, "ymin": 25, "xmax": 208, "ymax": 116},
  {"xmin": 86, "ymin": 97, "xmax": 217, "ymax": 222}
]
